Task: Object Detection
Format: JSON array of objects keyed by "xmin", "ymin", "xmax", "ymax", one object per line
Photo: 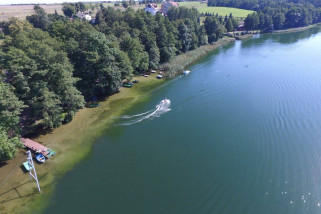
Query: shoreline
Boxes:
[
  {"xmin": 0, "ymin": 36, "xmax": 237, "ymax": 214},
  {"xmin": 162, "ymin": 37, "xmax": 236, "ymax": 77},
  {"xmin": 273, "ymin": 23, "xmax": 321, "ymax": 34}
]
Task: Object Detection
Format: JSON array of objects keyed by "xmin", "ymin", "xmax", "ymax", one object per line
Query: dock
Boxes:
[{"xmin": 21, "ymin": 138, "xmax": 55, "ymax": 158}]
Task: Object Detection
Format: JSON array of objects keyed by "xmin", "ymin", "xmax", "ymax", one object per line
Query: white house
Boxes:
[
  {"xmin": 144, "ymin": 3, "xmax": 159, "ymax": 15},
  {"xmin": 77, "ymin": 12, "xmax": 92, "ymax": 21}
]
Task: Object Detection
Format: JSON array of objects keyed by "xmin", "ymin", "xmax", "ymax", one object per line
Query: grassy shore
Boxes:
[
  {"xmin": 0, "ymin": 38, "xmax": 236, "ymax": 214},
  {"xmin": 163, "ymin": 37, "xmax": 236, "ymax": 77},
  {"xmin": 0, "ymin": 74, "xmax": 165, "ymax": 214},
  {"xmin": 273, "ymin": 23, "xmax": 321, "ymax": 34}
]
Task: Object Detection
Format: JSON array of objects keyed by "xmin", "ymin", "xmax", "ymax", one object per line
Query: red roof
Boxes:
[{"xmin": 169, "ymin": 1, "xmax": 179, "ymax": 7}]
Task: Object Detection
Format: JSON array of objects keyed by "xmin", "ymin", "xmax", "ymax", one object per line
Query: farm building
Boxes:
[
  {"xmin": 145, "ymin": 3, "xmax": 159, "ymax": 15},
  {"xmin": 77, "ymin": 12, "xmax": 92, "ymax": 21},
  {"xmin": 161, "ymin": 1, "xmax": 179, "ymax": 14}
]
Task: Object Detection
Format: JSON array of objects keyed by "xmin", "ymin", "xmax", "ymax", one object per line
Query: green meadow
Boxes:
[{"xmin": 178, "ymin": 2, "xmax": 254, "ymax": 18}]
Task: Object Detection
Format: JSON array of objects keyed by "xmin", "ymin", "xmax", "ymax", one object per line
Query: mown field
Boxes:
[
  {"xmin": 0, "ymin": 4, "xmax": 63, "ymax": 21},
  {"xmin": 0, "ymin": 2, "xmax": 253, "ymax": 21},
  {"xmin": 102, "ymin": 3, "xmax": 145, "ymax": 11},
  {"xmin": 178, "ymin": 1, "xmax": 254, "ymax": 18}
]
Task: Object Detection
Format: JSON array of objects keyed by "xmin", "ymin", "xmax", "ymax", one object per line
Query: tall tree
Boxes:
[
  {"xmin": 0, "ymin": 80, "xmax": 25, "ymax": 137},
  {"xmin": 0, "ymin": 129, "xmax": 22, "ymax": 162},
  {"xmin": 62, "ymin": 4, "xmax": 76, "ymax": 18},
  {"xmin": 1, "ymin": 20, "xmax": 84, "ymax": 128}
]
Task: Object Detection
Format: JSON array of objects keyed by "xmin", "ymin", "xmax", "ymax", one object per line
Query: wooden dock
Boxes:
[{"xmin": 21, "ymin": 138, "xmax": 55, "ymax": 158}]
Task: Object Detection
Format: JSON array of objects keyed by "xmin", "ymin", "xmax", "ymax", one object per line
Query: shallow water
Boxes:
[{"xmin": 45, "ymin": 27, "xmax": 321, "ymax": 214}]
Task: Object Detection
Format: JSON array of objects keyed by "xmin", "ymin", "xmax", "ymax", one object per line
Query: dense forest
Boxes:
[
  {"xmin": 207, "ymin": 0, "xmax": 321, "ymax": 31},
  {"xmin": 0, "ymin": 4, "xmax": 237, "ymax": 161}
]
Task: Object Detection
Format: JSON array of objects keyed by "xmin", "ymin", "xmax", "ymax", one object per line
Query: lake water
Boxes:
[{"xmin": 45, "ymin": 27, "xmax": 321, "ymax": 214}]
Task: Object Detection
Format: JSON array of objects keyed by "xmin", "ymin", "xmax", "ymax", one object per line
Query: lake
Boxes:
[{"xmin": 45, "ymin": 26, "xmax": 321, "ymax": 214}]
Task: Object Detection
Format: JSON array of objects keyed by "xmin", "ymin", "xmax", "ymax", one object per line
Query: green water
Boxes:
[{"xmin": 45, "ymin": 27, "xmax": 321, "ymax": 214}]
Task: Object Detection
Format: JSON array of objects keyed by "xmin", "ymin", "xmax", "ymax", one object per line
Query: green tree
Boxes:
[
  {"xmin": 244, "ymin": 12, "xmax": 260, "ymax": 30},
  {"xmin": 62, "ymin": 4, "xmax": 76, "ymax": 18},
  {"xmin": 178, "ymin": 22, "xmax": 192, "ymax": 52},
  {"xmin": 0, "ymin": 80, "xmax": 25, "ymax": 137},
  {"xmin": 204, "ymin": 16, "xmax": 224, "ymax": 43},
  {"xmin": 122, "ymin": 1, "xmax": 129, "ymax": 8},
  {"xmin": 273, "ymin": 13, "xmax": 285, "ymax": 30},
  {"xmin": 0, "ymin": 129, "xmax": 22, "ymax": 162},
  {"xmin": 27, "ymin": 5, "xmax": 50, "ymax": 30},
  {"xmin": 120, "ymin": 35, "xmax": 149, "ymax": 73},
  {"xmin": 1, "ymin": 21, "xmax": 84, "ymax": 128},
  {"xmin": 225, "ymin": 18, "xmax": 234, "ymax": 32}
]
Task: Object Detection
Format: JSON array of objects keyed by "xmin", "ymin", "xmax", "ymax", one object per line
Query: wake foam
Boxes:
[{"xmin": 117, "ymin": 99, "xmax": 171, "ymax": 126}]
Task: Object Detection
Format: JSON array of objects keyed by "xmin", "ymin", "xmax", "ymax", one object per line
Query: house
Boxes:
[
  {"xmin": 77, "ymin": 12, "xmax": 92, "ymax": 21},
  {"xmin": 161, "ymin": 1, "xmax": 179, "ymax": 15},
  {"xmin": 237, "ymin": 24, "xmax": 245, "ymax": 31},
  {"xmin": 145, "ymin": 3, "xmax": 159, "ymax": 15},
  {"xmin": 237, "ymin": 21, "xmax": 245, "ymax": 31}
]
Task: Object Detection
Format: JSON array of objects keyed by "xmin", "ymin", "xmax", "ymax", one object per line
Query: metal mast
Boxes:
[{"xmin": 26, "ymin": 150, "xmax": 41, "ymax": 192}]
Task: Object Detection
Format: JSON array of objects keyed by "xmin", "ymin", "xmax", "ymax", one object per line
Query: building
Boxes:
[
  {"xmin": 161, "ymin": 1, "xmax": 179, "ymax": 14},
  {"xmin": 77, "ymin": 12, "xmax": 92, "ymax": 21},
  {"xmin": 145, "ymin": 3, "xmax": 159, "ymax": 15},
  {"xmin": 237, "ymin": 21, "xmax": 245, "ymax": 31}
]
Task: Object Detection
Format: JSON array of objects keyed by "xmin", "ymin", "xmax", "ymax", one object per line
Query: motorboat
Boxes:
[
  {"xmin": 35, "ymin": 154, "xmax": 46, "ymax": 163},
  {"xmin": 123, "ymin": 83, "xmax": 133, "ymax": 88},
  {"xmin": 162, "ymin": 98, "xmax": 171, "ymax": 105},
  {"xmin": 183, "ymin": 70, "xmax": 191, "ymax": 75}
]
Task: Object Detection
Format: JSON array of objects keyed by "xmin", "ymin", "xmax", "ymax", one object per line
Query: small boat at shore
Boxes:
[
  {"xmin": 183, "ymin": 70, "xmax": 191, "ymax": 75},
  {"xmin": 123, "ymin": 83, "xmax": 133, "ymax": 88},
  {"xmin": 35, "ymin": 154, "xmax": 46, "ymax": 163},
  {"xmin": 23, "ymin": 161, "xmax": 33, "ymax": 171}
]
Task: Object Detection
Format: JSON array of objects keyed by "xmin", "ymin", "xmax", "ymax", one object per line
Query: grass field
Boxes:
[
  {"xmin": 102, "ymin": 3, "xmax": 145, "ymax": 11},
  {"xmin": 0, "ymin": 2, "xmax": 253, "ymax": 21},
  {"xmin": 178, "ymin": 2, "xmax": 254, "ymax": 18},
  {"xmin": 0, "ymin": 4, "xmax": 63, "ymax": 21}
]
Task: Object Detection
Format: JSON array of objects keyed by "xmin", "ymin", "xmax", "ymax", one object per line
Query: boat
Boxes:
[
  {"xmin": 162, "ymin": 98, "xmax": 171, "ymax": 104},
  {"xmin": 156, "ymin": 74, "xmax": 163, "ymax": 79},
  {"xmin": 23, "ymin": 161, "xmax": 33, "ymax": 171},
  {"xmin": 183, "ymin": 70, "xmax": 190, "ymax": 75},
  {"xmin": 35, "ymin": 154, "xmax": 46, "ymax": 163},
  {"xmin": 89, "ymin": 103, "xmax": 100, "ymax": 108},
  {"xmin": 123, "ymin": 83, "xmax": 133, "ymax": 88}
]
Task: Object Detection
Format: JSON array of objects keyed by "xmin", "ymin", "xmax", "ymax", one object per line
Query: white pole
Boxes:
[{"xmin": 27, "ymin": 150, "xmax": 41, "ymax": 192}]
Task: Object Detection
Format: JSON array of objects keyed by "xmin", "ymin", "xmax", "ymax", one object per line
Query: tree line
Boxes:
[
  {"xmin": 207, "ymin": 0, "xmax": 321, "ymax": 31},
  {"xmin": 207, "ymin": 0, "xmax": 321, "ymax": 11},
  {"xmin": 0, "ymin": 5, "xmax": 232, "ymax": 161}
]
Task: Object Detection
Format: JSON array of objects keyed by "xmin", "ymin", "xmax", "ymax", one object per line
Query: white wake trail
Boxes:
[
  {"xmin": 117, "ymin": 99, "xmax": 171, "ymax": 126},
  {"xmin": 120, "ymin": 110, "xmax": 154, "ymax": 119}
]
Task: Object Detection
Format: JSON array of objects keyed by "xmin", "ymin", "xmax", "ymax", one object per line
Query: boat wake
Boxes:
[{"xmin": 117, "ymin": 99, "xmax": 171, "ymax": 126}]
